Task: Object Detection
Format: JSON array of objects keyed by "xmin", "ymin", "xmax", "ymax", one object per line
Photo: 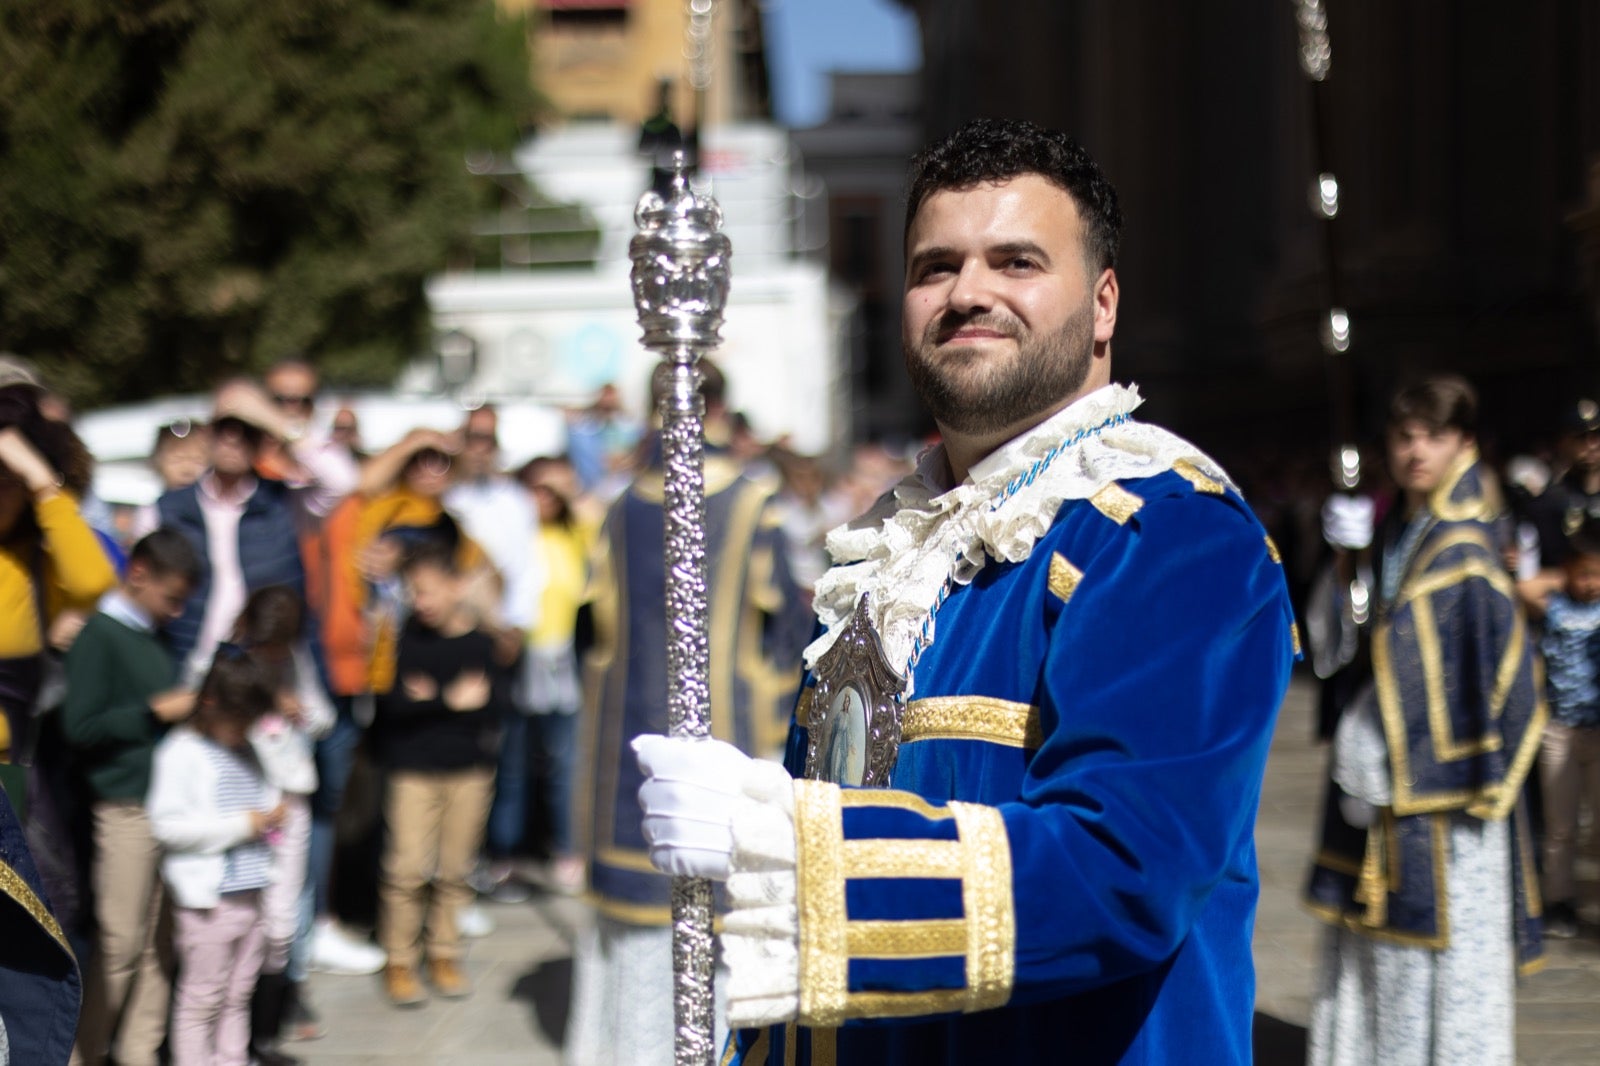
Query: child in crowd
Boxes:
[
  {"xmin": 235, "ymin": 585, "xmax": 335, "ymax": 1066},
  {"xmin": 148, "ymin": 646, "xmax": 285, "ymax": 1066},
  {"xmin": 376, "ymin": 540, "xmax": 505, "ymax": 1007},
  {"xmin": 1536, "ymin": 521, "xmax": 1600, "ymax": 938},
  {"xmin": 62, "ymin": 528, "xmax": 201, "ymax": 1066}
]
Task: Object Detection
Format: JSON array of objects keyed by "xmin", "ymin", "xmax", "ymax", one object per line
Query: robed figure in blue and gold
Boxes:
[
  {"xmin": 704, "ymin": 384, "xmax": 1299, "ymax": 1066},
  {"xmin": 566, "ymin": 409, "xmax": 812, "ymax": 1065},
  {"xmin": 1304, "ymin": 448, "xmax": 1545, "ymax": 1066},
  {"xmin": 633, "ymin": 119, "xmax": 1302, "ymax": 1066}
]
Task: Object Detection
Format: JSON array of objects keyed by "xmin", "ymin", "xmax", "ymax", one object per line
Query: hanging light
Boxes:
[
  {"xmin": 1311, "ymin": 172, "xmax": 1340, "ymax": 218},
  {"xmin": 1322, "ymin": 307, "xmax": 1351, "ymax": 353}
]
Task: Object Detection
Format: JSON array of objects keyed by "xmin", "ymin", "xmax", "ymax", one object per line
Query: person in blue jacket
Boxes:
[{"xmin": 633, "ymin": 118, "xmax": 1299, "ymax": 1065}]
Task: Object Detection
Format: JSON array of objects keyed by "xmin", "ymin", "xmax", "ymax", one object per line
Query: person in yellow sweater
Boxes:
[
  {"xmin": 347, "ymin": 428, "xmax": 494, "ymax": 697},
  {"xmin": 0, "ymin": 366, "xmax": 118, "ymax": 782},
  {"xmin": 514, "ymin": 456, "xmax": 595, "ymax": 894}
]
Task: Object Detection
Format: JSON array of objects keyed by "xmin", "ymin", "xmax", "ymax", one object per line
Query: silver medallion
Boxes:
[{"xmin": 804, "ymin": 593, "xmax": 907, "ymax": 786}]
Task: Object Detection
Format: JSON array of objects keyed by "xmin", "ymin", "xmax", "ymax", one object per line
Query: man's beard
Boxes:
[{"xmin": 904, "ymin": 300, "xmax": 1095, "ymax": 437}]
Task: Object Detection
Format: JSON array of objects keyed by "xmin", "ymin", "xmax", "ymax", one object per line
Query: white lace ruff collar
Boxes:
[{"xmin": 803, "ymin": 383, "xmax": 1232, "ymax": 695}]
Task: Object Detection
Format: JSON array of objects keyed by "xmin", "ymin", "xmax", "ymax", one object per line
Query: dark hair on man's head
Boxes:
[
  {"xmin": 1388, "ymin": 374, "xmax": 1478, "ymax": 435},
  {"xmin": 904, "ymin": 118, "xmax": 1124, "ymax": 270},
  {"xmin": 401, "ymin": 537, "xmax": 458, "ymax": 578},
  {"xmin": 236, "ymin": 584, "xmax": 304, "ymax": 647},
  {"xmin": 197, "ymin": 644, "xmax": 278, "ymax": 723},
  {"xmin": 129, "ymin": 528, "xmax": 202, "ymax": 586}
]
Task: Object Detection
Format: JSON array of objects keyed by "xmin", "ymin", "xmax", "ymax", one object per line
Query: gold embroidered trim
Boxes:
[
  {"xmin": 783, "ymin": 1022, "xmax": 797, "ymax": 1066},
  {"xmin": 1411, "ymin": 595, "xmax": 1502, "ymax": 761},
  {"xmin": 841, "ymin": 989, "xmax": 969, "ymax": 1018},
  {"xmin": 838, "ymin": 789, "xmax": 953, "ymax": 820},
  {"xmin": 1173, "ymin": 459, "xmax": 1225, "ymax": 495},
  {"xmin": 795, "ymin": 687, "xmax": 815, "ymax": 729},
  {"xmin": 795, "ymin": 780, "xmax": 848, "ymax": 1028},
  {"xmin": 1047, "ymin": 552, "xmax": 1083, "ymax": 604},
  {"xmin": 595, "ymin": 845, "xmax": 659, "ymax": 873},
  {"xmin": 1375, "ymin": 549, "xmax": 1549, "ymax": 818},
  {"xmin": 1264, "ymin": 535, "xmax": 1283, "ymax": 564},
  {"xmin": 902, "ymin": 696, "xmax": 1042, "ymax": 749},
  {"xmin": 1314, "ymin": 849, "xmax": 1363, "ymax": 878},
  {"xmin": 951, "ymin": 801, "xmax": 1015, "ymax": 1011},
  {"xmin": 842, "ymin": 839, "xmax": 963, "ymax": 879},
  {"xmin": 846, "ymin": 918, "xmax": 967, "ymax": 959},
  {"xmin": 743, "ymin": 1028, "xmax": 771, "ymax": 1065},
  {"xmin": 1291, "ymin": 622, "xmax": 1303, "ymax": 657},
  {"xmin": 1303, "ymin": 813, "xmax": 1454, "ymax": 949},
  {"xmin": 0, "ymin": 860, "xmax": 69, "ymax": 955},
  {"xmin": 1089, "ymin": 483, "xmax": 1144, "ymax": 525},
  {"xmin": 810, "ymin": 1026, "xmax": 838, "ymax": 1066},
  {"xmin": 720, "ymin": 1033, "xmax": 739, "ymax": 1066}
]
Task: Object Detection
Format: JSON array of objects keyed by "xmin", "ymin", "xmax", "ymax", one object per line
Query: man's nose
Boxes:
[{"xmin": 948, "ymin": 261, "xmax": 996, "ymax": 315}]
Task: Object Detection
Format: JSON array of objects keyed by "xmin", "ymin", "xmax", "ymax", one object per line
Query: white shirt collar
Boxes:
[{"xmin": 100, "ymin": 589, "xmax": 155, "ymax": 633}]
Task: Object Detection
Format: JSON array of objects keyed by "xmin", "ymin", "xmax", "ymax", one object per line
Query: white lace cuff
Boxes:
[{"xmin": 723, "ymin": 759, "xmax": 801, "ymax": 1030}]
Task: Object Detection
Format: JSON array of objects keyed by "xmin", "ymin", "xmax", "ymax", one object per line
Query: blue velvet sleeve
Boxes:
[{"xmin": 785, "ymin": 492, "xmax": 1294, "ymax": 1026}]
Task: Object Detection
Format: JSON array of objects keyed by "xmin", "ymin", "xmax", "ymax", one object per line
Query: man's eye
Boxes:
[{"xmin": 1007, "ymin": 257, "xmax": 1038, "ymax": 271}]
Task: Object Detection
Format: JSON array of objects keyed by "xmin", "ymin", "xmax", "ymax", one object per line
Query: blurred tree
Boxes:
[{"xmin": 0, "ymin": 0, "xmax": 537, "ymax": 406}]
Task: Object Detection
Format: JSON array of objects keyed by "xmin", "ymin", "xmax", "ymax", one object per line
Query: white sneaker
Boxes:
[
  {"xmin": 308, "ymin": 920, "xmax": 386, "ymax": 975},
  {"xmin": 456, "ymin": 904, "xmax": 494, "ymax": 939}
]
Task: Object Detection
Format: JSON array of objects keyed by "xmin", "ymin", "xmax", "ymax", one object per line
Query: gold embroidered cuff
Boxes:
[
  {"xmin": 796, "ymin": 784, "xmax": 1017, "ymax": 1026},
  {"xmin": 902, "ymin": 696, "xmax": 1042, "ymax": 749}
]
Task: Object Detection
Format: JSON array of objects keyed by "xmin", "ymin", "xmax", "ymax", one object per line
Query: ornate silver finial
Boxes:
[{"xmin": 630, "ymin": 153, "xmax": 732, "ymax": 356}]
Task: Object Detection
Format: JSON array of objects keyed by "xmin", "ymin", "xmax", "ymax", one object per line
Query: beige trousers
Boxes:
[
  {"xmin": 1539, "ymin": 720, "xmax": 1600, "ymax": 902},
  {"xmin": 378, "ymin": 767, "xmax": 494, "ymax": 968},
  {"xmin": 74, "ymin": 801, "xmax": 172, "ymax": 1066}
]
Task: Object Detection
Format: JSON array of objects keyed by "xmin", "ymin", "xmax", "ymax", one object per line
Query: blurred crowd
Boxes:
[{"xmin": 0, "ymin": 353, "xmax": 913, "ymax": 1066}]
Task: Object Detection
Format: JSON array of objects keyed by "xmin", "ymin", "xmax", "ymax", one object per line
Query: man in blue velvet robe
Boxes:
[
  {"xmin": 1304, "ymin": 376, "xmax": 1544, "ymax": 1065},
  {"xmin": 633, "ymin": 118, "xmax": 1298, "ymax": 1065}
]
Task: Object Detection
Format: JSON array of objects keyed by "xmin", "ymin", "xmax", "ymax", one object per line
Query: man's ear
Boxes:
[{"xmin": 1093, "ymin": 267, "xmax": 1119, "ymax": 345}]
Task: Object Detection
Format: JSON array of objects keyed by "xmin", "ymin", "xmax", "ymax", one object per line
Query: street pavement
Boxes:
[{"xmin": 298, "ymin": 677, "xmax": 1600, "ymax": 1065}]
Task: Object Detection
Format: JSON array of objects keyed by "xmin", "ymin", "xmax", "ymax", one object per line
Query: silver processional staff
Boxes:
[{"xmin": 629, "ymin": 153, "xmax": 732, "ymax": 1066}]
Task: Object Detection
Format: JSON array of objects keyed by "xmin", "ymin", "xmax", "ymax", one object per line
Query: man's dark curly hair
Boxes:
[{"xmin": 904, "ymin": 118, "xmax": 1124, "ymax": 271}]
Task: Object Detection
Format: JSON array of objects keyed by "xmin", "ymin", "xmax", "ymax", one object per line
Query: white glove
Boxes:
[
  {"xmin": 633, "ymin": 734, "xmax": 755, "ymax": 881},
  {"xmin": 1322, "ymin": 494, "xmax": 1375, "ymax": 551}
]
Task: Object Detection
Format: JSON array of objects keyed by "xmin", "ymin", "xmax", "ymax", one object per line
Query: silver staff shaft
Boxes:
[{"xmin": 630, "ymin": 155, "xmax": 732, "ymax": 1066}]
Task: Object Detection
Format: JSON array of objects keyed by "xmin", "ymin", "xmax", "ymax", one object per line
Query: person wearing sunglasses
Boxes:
[{"xmin": 155, "ymin": 380, "xmax": 332, "ymax": 689}]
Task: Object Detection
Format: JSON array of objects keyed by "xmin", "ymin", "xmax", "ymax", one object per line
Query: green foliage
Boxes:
[{"xmin": 0, "ymin": 0, "xmax": 537, "ymax": 406}]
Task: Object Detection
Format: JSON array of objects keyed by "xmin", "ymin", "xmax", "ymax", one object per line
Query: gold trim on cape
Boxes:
[
  {"xmin": 952, "ymin": 801, "xmax": 1016, "ymax": 1011},
  {"xmin": 0, "ymin": 859, "xmax": 70, "ymax": 955},
  {"xmin": 846, "ymin": 918, "xmax": 967, "ymax": 958},
  {"xmin": 1089, "ymin": 483, "xmax": 1144, "ymax": 525},
  {"xmin": 795, "ymin": 780, "xmax": 848, "ymax": 1027},
  {"xmin": 902, "ymin": 697, "xmax": 1042, "ymax": 749},
  {"xmin": 842, "ymin": 839, "xmax": 963, "ymax": 879},
  {"xmin": 1047, "ymin": 552, "xmax": 1083, "ymax": 604},
  {"xmin": 1173, "ymin": 459, "xmax": 1225, "ymax": 495}
]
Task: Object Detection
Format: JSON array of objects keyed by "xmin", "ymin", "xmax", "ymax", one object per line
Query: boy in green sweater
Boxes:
[{"xmin": 62, "ymin": 528, "xmax": 201, "ymax": 1066}]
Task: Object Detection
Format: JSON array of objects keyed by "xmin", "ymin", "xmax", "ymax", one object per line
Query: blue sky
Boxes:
[{"xmin": 763, "ymin": 0, "xmax": 921, "ymax": 128}]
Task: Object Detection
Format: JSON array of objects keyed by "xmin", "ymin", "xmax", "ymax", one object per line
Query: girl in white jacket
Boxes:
[
  {"xmin": 235, "ymin": 585, "xmax": 333, "ymax": 1066},
  {"xmin": 149, "ymin": 646, "xmax": 283, "ymax": 1066}
]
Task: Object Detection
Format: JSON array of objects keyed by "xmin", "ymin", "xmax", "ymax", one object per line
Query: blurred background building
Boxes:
[{"xmin": 895, "ymin": 0, "xmax": 1600, "ymax": 461}]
